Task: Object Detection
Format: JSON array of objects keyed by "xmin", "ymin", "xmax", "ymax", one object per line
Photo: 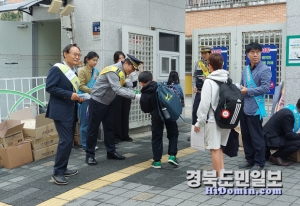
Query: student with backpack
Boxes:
[
  {"xmin": 194, "ymin": 53, "xmax": 231, "ymax": 181},
  {"xmin": 138, "ymin": 71, "xmax": 179, "ymax": 168},
  {"xmin": 166, "ymin": 71, "xmax": 185, "ymax": 108}
]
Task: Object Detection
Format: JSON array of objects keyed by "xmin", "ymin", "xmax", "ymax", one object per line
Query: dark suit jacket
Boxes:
[
  {"xmin": 263, "ymin": 108, "xmax": 300, "ymax": 148},
  {"xmin": 46, "ymin": 65, "xmax": 77, "ymax": 122}
]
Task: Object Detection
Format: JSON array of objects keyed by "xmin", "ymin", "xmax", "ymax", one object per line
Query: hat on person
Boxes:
[
  {"xmin": 126, "ymin": 54, "xmax": 143, "ymax": 71},
  {"xmin": 199, "ymin": 46, "xmax": 212, "ymax": 53}
]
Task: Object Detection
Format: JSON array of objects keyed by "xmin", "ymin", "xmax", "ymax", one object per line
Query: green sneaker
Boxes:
[
  {"xmin": 151, "ymin": 161, "xmax": 161, "ymax": 168},
  {"xmin": 168, "ymin": 155, "xmax": 179, "ymax": 166}
]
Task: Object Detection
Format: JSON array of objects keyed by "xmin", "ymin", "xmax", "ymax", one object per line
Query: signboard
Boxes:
[
  {"xmin": 286, "ymin": 35, "xmax": 300, "ymax": 66},
  {"xmin": 246, "ymin": 44, "xmax": 277, "ymax": 95},
  {"xmin": 92, "ymin": 22, "xmax": 100, "ymax": 40},
  {"xmin": 212, "ymin": 46, "xmax": 227, "ymax": 70}
]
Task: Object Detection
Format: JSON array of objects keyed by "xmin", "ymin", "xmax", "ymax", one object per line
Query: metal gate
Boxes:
[
  {"xmin": 192, "ymin": 23, "xmax": 286, "ymax": 116},
  {"xmin": 122, "ymin": 26, "xmax": 157, "ymax": 128}
]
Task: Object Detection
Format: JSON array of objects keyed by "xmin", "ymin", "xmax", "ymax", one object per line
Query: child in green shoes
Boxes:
[{"xmin": 138, "ymin": 71, "xmax": 179, "ymax": 168}]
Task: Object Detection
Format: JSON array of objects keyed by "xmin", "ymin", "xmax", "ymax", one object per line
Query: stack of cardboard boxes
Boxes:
[
  {"xmin": 8, "ymin": 108, "xmax": 59, "ymax": 161},
  {"xmin": 0, "ymin": 120, "xmax": 33, "ymax": 168},
  {"xmin": 73, "ymin": 122, "xmax": 81, "ymax": 146}
]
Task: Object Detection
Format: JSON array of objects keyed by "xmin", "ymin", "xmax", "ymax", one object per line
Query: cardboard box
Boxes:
[
  {"xmin": 0, "ymin": 120, "xmax": 24, "ymax": 148},
  {"xmin": 74, "ymin": 133, "xmax": 81, "ymax": 146},
  {"xmin": 32, "ymin": 143, "xmax": 58, "ymax": 161},
  {"xmin": 9, "ymin": 108, "xmax": 57, "ymax": 140},
  {"xmin": 0, "ymin": 141, "xmax": 33, "ymax": 169},
  {"xmin": 289, "ymin": 150, "xmax": 300, "ymax": 162},
  {"xmin": 30, "ymin": 134, "xmax": 59, "ymax": 150}
]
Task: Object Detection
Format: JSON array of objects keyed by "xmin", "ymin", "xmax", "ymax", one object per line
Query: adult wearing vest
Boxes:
[
  {"xmin": 112, "ymin": 51, "xmax": 137, "ymax": 143},
  {"xmin": 264, "ymin": 100, "xmax": 300, "ymax": 166},
  {"xmin": 78, "ymin": 52, "xmax": 99, "ymax": 151},
  {"xmin": 46, "ymin": 44, "xmax": 85, "ymax": 185},
  {"xmin": 239, "ymin": 42, "xmax": 271, "ymax": 171},
  {"xmin": 189, "ymin": 46, "xmax": 211, "ymax": 141},
  {"xmin": 85, "ymin": 54, "xmax": 143, "ymax": 165}
]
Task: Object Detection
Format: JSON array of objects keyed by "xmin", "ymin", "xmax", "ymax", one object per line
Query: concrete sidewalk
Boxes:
[{"xmin": 0, "ymin": 97, "xmax": 300, "ymax": 206}]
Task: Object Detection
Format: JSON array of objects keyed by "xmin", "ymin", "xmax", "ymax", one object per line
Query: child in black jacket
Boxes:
[{"xmin": 138, "ymin": 71, "xmax": 179, "ymax": 168}]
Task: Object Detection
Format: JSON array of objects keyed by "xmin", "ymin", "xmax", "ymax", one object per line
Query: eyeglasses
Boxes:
[{"xmin": 71, "ymin": 52, "xmax": 82, "ymax": 57}]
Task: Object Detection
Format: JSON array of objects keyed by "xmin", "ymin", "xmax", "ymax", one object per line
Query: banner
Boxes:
[
  {"xmin": 212, "ymin": 46, "xmax": 228, "ymax": 70},
  {"xmin": 246, "ymin": 45, "xmax": 277, "ymax": 95}
]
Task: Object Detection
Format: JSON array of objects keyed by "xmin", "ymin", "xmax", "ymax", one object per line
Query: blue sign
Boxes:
[
  {"xmin": 212, "ymin": 46, "xmax": 227, "ymax": 70},
  {"xmin": 92, "ymin": 22, "xmax": 100, "ymax": 40},
  {"xmin": 246, "ymin": 44, "xmax": 277, "ymax": 95}
]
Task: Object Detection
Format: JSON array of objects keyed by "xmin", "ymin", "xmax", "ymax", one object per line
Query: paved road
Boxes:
[{"xmin": 0, "ymin": 97, "xmax": 300, "ymax": 206}]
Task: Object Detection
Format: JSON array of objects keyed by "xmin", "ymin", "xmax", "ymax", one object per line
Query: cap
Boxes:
[
  {"xmin": 126, "ymin": 54, "xmax": 143, "ymax": 71},
  {"xmin": 199, "ymin": 46, "xmax": 212, "ymax": 53}
]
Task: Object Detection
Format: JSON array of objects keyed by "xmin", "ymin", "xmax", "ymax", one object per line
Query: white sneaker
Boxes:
[{"xmin": 95, "ymin": 146, "xmax": 98, "ymax": 150}]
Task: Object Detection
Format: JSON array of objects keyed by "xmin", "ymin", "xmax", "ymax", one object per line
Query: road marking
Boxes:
[{"xmin": 36, "ymin": 147, "xmax": 198, "ymax": 206}]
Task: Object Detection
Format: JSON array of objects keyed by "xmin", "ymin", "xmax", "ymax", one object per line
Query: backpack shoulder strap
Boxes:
[{"xmin": 156, "ymin": 82, "xmax": 165, "ymax": 122}]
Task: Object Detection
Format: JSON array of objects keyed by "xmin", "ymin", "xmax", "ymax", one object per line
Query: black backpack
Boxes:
[{"xmin": 210, "ymin": 78, "xmax": 244, "ymax": 129}]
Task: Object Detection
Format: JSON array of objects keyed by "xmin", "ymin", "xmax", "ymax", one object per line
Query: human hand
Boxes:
[
  {"xmin": 71, "ymin": 93, "xmax": 80, "ymax": 101},
  {"xmin": 135, "ymin": 94, "xmax": 141, "ymax": 101},
  {"xmin": 194, "ymin": 125, "xmax": 200, "ymax": 133},
  {"xmin": 193, "ymin": 87, "xmax": 198, "ymax": 94},
  {"xmin": 78, "ymin": 98, "xmax": 85, "ymax": 103},
  {"xmin": 240, "ymin": 85, "xmax": 248, "ymax": 95}
]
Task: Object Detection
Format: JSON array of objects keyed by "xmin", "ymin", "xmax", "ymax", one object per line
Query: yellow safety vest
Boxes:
[
  {"xmin": 55, "ymin": 63, "xmax": 80, "ymax": 93},
  {"xmin": 197, "ymin": 60, "xmax": 210, "ymax": 77},
  {"xmin": 99, "ymin": 66, "xmax": 126, "ymax": 86}
]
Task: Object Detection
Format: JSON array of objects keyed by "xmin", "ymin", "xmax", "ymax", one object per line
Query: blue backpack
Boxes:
[{"xmin": 156, "ymin": 82, "xmax": 182, "ymax": 122}]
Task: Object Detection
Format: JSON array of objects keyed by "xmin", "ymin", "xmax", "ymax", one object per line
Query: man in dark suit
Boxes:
[
  {"xmin": 46, "ymin": 44, "xmax": 85, "ymax": 185},
  {"xmin": 264, "ymin": 98, "xmax": 300, "ymax": 166}
]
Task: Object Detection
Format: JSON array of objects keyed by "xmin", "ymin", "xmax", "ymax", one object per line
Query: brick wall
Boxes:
[{"xmin": 186, "ymin": 3, "xmax": 286, "ymax": 37}]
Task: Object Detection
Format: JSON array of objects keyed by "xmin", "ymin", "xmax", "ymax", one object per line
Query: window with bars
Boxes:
[{"xmin": 128, "ymin": 32, "xmax": 154, "ymax": 124}]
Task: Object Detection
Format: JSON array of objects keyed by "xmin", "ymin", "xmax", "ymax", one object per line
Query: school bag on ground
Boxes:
[
  {"xmin": 156, "ymin": 82, "xmax": 183, "ymax": 122},
  {"xmin": 210, "ymin": 78, "xmax": 244, "ymax": 129}
]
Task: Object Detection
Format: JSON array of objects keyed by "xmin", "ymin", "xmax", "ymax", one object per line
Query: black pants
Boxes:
[
  {"xmin": 53, "ymin": 115, "xmax": 76, "ymax": 175},
  {"xmin": 266, "ymin": 139, "xmax": 300, "ymax": 160},
  {"xmin": 86, "ymin": 98, "xmax": 115, "ymax": 158},
  {"xmin": 151, "ymin": 119, "xmax": 178, "ymax": 161},
  {"xmin": 240, "ymin": 112, "xmax": 265, "ymax": 167},
  {"xmin": 113, "ymin": 95, "xmax": 132, "ymax": 140},
  {"xmin": 192, "ymin": 92, "xmax": 201, "ymax": 125}
]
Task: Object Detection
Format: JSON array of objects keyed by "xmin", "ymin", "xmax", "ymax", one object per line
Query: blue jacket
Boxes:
[
  {"xmin": 240, "ymin": 61, "xmax": 271, "ymax": 115},
  {"xmin": 45, "ymin": 65, "xmax": 77, "ymax": 122}
]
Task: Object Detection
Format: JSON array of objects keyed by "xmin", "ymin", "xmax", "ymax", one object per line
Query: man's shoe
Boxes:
[
  {"xmin": 107, "ymin": 151, "xmax": 125, "ymax": 160},
  {"xmin": 250, "ymin": 165, "xmax": 264, "ymax": 171},
  {"xmin": 269, "ymin": 155, "xmax": 290, "ymax": 166},
  {"xmin": 239, "ymin": 162, "xmax": 254, "ymax": 169},
  {"xmin": 86, "ymin": 157, "xmax": 97, "ymax": 165},
  {"xmin": 52, "ymin": 174, "xmax": 68, "ymax": 185},
  {"xmin": 168, "ymin": 155, "xmax": 179, "ymax": 166},
  {"xmin": 151, "ymin": 161, "xmax": 161, "ymax": 168},
  {"xmin": 121, "ymin": 137, "xmax": 133, "ymax": 142},
  {"xmin": 64, "ymin": 169, "xmax": 78, "ymax": 177}
]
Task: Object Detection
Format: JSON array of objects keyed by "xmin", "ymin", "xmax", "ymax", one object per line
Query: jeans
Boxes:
[{"xmin": 78, "ymin": 100, "xmax": 89, "ymax": 150}]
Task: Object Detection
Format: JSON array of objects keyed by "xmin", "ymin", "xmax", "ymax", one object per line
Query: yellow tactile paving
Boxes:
[
  {"xmin": 0, "ymin": 203, "xmax": 11, "ymax": 206},
  {"xmin": 37, "ymin": 147, "xmax": 198, "ymax": 205},
  {"xmin": 36, "ymin": 198, "xmax": 68, "ymax": 206},
  {"xmin": 118, "ymin": 166, "xmax": 147, "ymax": 174},
  {"xmin": 99, "ymin": 172, "xmax": 130, "ymax": 182},
  {"xmin": 56, "ymin": 188, "xmax": 91, "ymax": 201},
  {"xmin": 79, "ymin": 179, "xmax": 111, "ymax": 190}
]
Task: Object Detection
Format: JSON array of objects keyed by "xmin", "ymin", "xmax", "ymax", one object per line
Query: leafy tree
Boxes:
[{"xmin": 0, "ymin": 11, "xmax": 23, "ymax": 21}]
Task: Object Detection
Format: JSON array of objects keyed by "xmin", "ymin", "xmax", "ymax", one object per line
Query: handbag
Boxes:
[{"xmin": 221, "ymin": 129, "xmax": 239, "ymax": 157}]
